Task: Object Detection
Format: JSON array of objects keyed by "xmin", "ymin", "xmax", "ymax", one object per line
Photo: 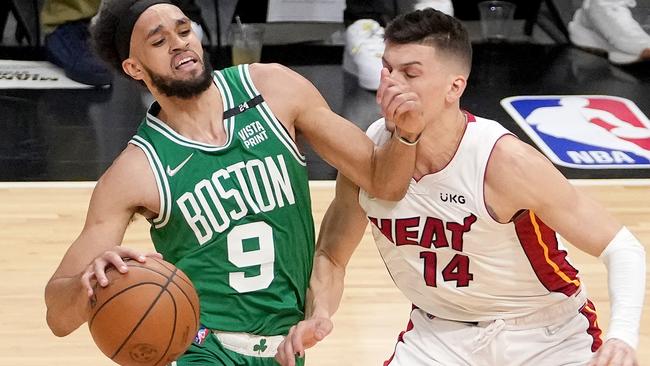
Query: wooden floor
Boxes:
[{"xmin": 0, "ymin": 182, "xmax": 648, "ymax": 365}]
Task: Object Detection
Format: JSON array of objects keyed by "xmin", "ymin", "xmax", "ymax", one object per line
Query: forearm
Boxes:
[
  {"xmin": 599, "ymin": 227, "xmax": 647, "ymax": 349},
  {"xmin": 369, "ymin": 128, "xmax": 418, "ymax": 200},
  {"xmin": 307, "ymin": 175, "xmax": 367, "ymax": 319},
  {"xmin": 45, "ymin": 275, "xmax": 90, "ymax": 337},
  {"xmin": 306, "ymin": 252, "xmax": 347, "ymax": 320}
]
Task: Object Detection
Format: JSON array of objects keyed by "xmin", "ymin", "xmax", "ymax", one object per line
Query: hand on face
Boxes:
[{"xmin": 376, "ymin": 68, "xmax": 425, "ymax": 136}]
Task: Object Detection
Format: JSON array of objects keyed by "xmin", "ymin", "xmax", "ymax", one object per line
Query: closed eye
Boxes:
[{"xmin": 152, "ymin": 38, "xmax": 165, "ymax": 47}]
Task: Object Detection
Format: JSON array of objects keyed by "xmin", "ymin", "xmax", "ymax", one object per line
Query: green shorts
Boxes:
[{"xmin": 172, "ymin": 329, "xmax": 305, "ymax": 366}]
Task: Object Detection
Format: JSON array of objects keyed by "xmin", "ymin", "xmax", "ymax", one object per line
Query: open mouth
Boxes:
[{"xmin": 173, "ymin": 54, "xmax": 199, "ymax": 70}]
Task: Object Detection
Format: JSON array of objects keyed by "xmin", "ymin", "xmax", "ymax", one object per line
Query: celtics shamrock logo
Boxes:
[{"xmin": 253, "ymin": 338, "xmax": 268, "ymax": 354}]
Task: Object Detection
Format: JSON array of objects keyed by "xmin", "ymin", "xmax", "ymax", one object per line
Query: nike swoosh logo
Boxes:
[{"xmin": 166, "ymin": 153, "xmax": 194, "ymax": 177}]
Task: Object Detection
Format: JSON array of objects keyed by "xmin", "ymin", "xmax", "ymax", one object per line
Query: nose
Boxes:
[
  {"xmin": 389, "ymin": 69, "xmax": 405, "ymax": 82},
  {"xmin": 169, "ymin": 33, "xmax": 189, "ymax": 52}
]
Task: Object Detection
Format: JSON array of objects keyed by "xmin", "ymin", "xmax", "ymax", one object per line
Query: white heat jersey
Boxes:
[{"xmin": 359, "ymin": 113, "xmax": 583, "ymax": 322}]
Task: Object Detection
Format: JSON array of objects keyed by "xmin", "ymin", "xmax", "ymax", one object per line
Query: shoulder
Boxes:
[
  {"xmin": 470, "ymin": 115, "xmax": 512, "ymax": 136},
  {"xmin": 248, "ymin": 63, "xmax": 328, "ymax": 134},
  {"xmin": 94, "ymin": 144, "xmax": 158, "ymax": 210},
  {"xmin": 485, "ymin": 135, "xmax": 567, "ymax": 214},
  {"xmin": 489, "ymin": 134, "xmax": 551, "ymax": 177},
  {"xmin": 249, "ymin": 62, "xmax": 322, "ymax": 104},
  {"xmin": 487, "ymin": 135, "xmax": 553, "ymax": 195},
  {"xmin": 248, "ymin": 63, "xmax": 312, "ymax": 93}
]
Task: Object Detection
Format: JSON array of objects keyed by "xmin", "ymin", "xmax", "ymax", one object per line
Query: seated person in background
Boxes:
[
  {"xmin": 41, "ymin": 0, "xmax": 208, "ymax": 86},
  {"xmin": 343, "ymin": 0, "xmax": 454, "ymax": 90},
  {"xmin": 570, "ymin": 0, "xmax": 649, "ymax": 64},
  {"xmin": 345, "ymin": 0, "xmax": 650, "ymax": 91}
]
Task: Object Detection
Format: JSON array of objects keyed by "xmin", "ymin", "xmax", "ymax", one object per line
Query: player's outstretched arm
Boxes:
[
  {"xmin": 485, "ymin": 135, "xmax": 645, "ymax": 366},
  {"xmin": 276, "ymin": 174, "xmax": 368, "ymax": 366},
  {"xmin": 251, "ymin": 63, "xmax": 424, "ymax": 201},
  {"xmin": 44, "ymin": 145, "xmax": 161, "ymax": 337}
]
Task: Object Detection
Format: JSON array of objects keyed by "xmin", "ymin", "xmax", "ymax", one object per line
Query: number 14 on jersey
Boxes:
[{"xmin": 420, "ymin": 252, "xmax": 473, "ymax": 287}]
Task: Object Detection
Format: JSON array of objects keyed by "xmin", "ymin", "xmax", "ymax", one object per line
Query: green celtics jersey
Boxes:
[{"xmin": 129, "ymin": 65, "xmax": 315, "ymax": 336}]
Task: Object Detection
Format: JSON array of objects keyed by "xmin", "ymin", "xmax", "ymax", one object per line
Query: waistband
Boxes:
[
  {"xmin": 423, "ymin": 288, "xmax": 590, "ymax": 330},
  {"xmin": 476, "ymin": 289, "xmax": 589, "ymax": 329},
  {"xmin": 212, "ymin": 331, "xmax": 284, "ymax": 358}
]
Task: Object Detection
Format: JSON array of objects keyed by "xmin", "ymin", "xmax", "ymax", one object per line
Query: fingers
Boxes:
[
  {"xmin": 314, "ymin": 318, "xmax": 333, "ymax": 340},
  {"xmin": 379, "ymin": 83, "xmax": 407, "ymax": 122},
  {"xmin": 389, "ymin": 95, "xmax": 420, "ymax": 126},
  {"xmin": 376, "ymin": 74, "xmax": 423, "ymax": 135},
  {"xmin": 88, "ymin": 250, "xmax": 121, "ymax": 287},
  {"xmin": 81, "ymin": 246, "xmax": 162, "ymax": 297},
  {"xmin": 376, "ymin": 68, "xmax": 391, "ymax": 105},
  {"xmin": 592, "ymin": 344, "xmax": 615, "ymax": 366},
  {"xmin": 276, "ymin": 325, "xmax": 297, "ymax": 366},
  {"xmin": 291, "ymin": 323, "xmax": 307, "ymax": 358},
  {"xmin": 274, "ymin": 339, "xmax": 289, "ymax": 366},
  {"xmin": 275, "ymin": 318, "xmax": 331, "ymax": 366},
  {"xmin": 146, "ymin": 252, "xmax": 164, "ymax": 260},
  {"xmin": 115, "ymin": 246, "xmax": 148, "ymax": 263},
  {"xmin": 80, "ymin": 265, "xmax": 97, "ymax": 297},
  {"xmin": 589, "ymin": 340, "xmax": 638, "ymax": 366}
]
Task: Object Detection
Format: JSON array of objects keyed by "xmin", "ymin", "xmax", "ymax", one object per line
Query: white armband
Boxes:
[{"xmin": 599, "ymin": 227, "xmax": 646, "ymax": 349}]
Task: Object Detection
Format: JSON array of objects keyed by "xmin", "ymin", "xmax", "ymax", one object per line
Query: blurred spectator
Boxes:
[
  {"xmin": 41, "ymin": 0, "xmax": 208, "ymax": 86},
  {"xmin": 343, "ymin": 0, "xmax": 454, "ymax": 90},
  {"xmin": 569, "ymin": 0, "xmax": 650, "ymax": 64}
]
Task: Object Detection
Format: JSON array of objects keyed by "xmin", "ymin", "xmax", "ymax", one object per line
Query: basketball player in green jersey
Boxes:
[{"xmin": 44, "ymin": 1, "xmax": 425, "ymax": 365}]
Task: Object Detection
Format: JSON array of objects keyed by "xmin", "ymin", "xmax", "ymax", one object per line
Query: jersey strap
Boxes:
[{"xmin": 223, "ymin": 94, "xmax": 264, "ymax": 119}]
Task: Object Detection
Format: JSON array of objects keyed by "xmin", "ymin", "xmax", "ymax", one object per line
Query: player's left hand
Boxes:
[
  {"xmin": 587, "ymin": 338, "xmax": 638, "ymax": 366},
  {"xmin": 275, "ymin": 317, "xmax": 333, "ymax": 366},
  {"xmin": 376, "ymin": 68, "xmax": 425, "ymax": 138}
]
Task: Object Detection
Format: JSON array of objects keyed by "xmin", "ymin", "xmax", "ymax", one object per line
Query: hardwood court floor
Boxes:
[{"xmin": 0, "ymin": 182, "xmax": 648, "ymax": 365}]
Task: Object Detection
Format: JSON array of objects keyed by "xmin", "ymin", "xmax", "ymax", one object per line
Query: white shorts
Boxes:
[{"xmin": 385, "ymin": 295, "xmax": 602, "ymax": 366}]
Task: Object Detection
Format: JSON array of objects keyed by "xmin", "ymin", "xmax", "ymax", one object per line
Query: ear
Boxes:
[
  {"xmin": 122, "ymin": 57, "xmax": 145, "ymax": 81},
  {"xmin": 446, "ymin": 74, "xmax": 467, "ymax": 103}
]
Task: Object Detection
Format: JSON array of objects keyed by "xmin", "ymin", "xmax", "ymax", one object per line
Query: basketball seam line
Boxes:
[
  {"xmin": 149, "ymin": 257, "xmax": 194, "ymax": 288},
  {"xmin": 88, "ymin": 281, "xmax": 167, "ymax": 328},
  {"xmin": 152, "ymin": 286, "xmax": 178, "ymax": 366},
  {"xmin": 125, "ymin": 259, "xmax": 199, "ymax": 349},
  {"xmin": 109, "ymin": 268, "xmax": 178, "ymax": 360},
  {"xmin": 148, "ymin": 258, "xmax": 199, "ymax": 341},
  {"xmin": 147, "ymin": 258, "xmax": 200, "ymax": 354}
]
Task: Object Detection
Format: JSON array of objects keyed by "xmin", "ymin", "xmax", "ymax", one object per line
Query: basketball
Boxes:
[{"xmin": 87, "ymin": 257, "xmax": 200, "ymax": 366}]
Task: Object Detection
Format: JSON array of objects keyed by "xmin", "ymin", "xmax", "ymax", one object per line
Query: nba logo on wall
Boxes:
[{"xmin": 501, "ymin": 95, "xmax": 650, "ymax": 169}]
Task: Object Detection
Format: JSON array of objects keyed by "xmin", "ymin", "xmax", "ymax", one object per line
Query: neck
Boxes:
[
  {"xmin": 152, "ymin": 84, "xmax": 226, "ymax": 145},
  {"xmin": 414, "ymin": 107, "xmax": 467, "ymax": 178}
]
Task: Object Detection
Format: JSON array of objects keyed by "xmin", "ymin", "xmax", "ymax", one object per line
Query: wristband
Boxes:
[
  {"xmin": 599, "ymin": 226, "xmax": 646, "ymax": 349},
  {"xmin": 393, "ymin": 129, "xmax": 421, "ymax": 146}
]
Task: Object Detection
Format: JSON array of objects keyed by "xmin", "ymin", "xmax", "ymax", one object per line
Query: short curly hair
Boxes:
[{"xmin": 90, "ymin": 0, "xmax": 141, "ymax": 77}]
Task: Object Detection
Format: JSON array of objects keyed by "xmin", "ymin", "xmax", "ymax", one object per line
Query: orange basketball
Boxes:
[{"xmin": 88, "ymin": 257, "xmax": 200, "ymax": 366}]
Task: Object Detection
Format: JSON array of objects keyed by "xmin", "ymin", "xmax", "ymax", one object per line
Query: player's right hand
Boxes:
[
  {"xmin": 275, "ymin": 317, "xmax": 333, "ymax": 366},
  {"xmin": 80, "ymin": 246, "xmax": 162, "ymax": 297}
]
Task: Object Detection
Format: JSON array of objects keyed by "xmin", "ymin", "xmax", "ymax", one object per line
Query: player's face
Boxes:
[
  {"xmin": 128, "ymin": 4, "xmax": 212, "ymax": 98},
  {"xmin": 382, "ymin": 42, "xmax": 465, "ymax": 123}
]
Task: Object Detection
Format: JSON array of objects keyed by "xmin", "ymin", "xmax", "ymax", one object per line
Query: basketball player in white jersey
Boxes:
[{"xmin": 276, "ymin": 8, "xmax": 646, "ymax": 366}]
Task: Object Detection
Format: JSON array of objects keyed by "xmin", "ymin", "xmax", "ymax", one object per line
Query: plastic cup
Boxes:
[
  {"xmin": 478, "ymin": 1, "xmax": 516, "ymax": 42},
  {"xmin": 230, "ymin": 24, "xmax": 264, "ymax": 65}
]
